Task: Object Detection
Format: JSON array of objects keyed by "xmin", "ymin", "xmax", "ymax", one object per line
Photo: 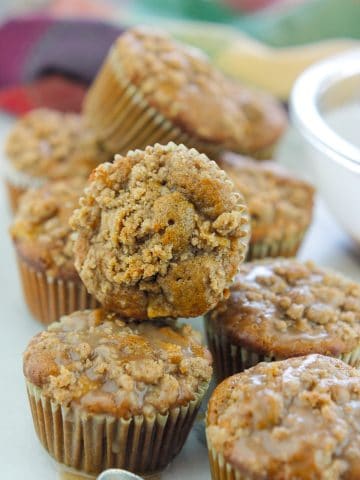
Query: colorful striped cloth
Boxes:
[
  {"xmin": 0, "ymin": 0, "xmax": 358, "ymax": 114},
  {"xmin": 0, "ymin": 17, "xmax": 122, "ymax": 114}
]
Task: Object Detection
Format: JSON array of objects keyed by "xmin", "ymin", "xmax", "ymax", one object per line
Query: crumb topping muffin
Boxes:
[
  {"xmin": 110, "ymin": 27, "xmax": 287, "ymax": 155},
  {"xmin": 23, "ymin": 309, "xmax": 212, "ymax": 417},
  {"xmin": 70, "ymin": 143, "xmax": 250, "ymax": 319},
  {"xmin": 206, "ymin": 354, "xmax": 360, "ymax": 479},
  {"xmin": 5, "ymin": 108, "xmax": 106, "ymax": 179},
  {"xmin": 10, "ymin": 178, "xmax": 86, "ymax": 277},
  {"xmin": 218, "ymin": 153, "xmax": 314, "ymax": 246},
  {"xmin": 209, "ymin": 259, "xmax": 360, "ymax": 359}
]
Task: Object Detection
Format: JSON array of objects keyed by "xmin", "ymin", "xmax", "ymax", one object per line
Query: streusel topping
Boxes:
[
  {"xmin": 218, "ymin": 153, "xmax": 314, "ymax": 242},
  {"xmin": 10, "ymin": 178, "xmax": 86, "ymax": 277},
  {"xmin": 207, "ymin": 355, "xmax": 360, "ymax": 479},
  {"xmin": 208, "ymin": 259, "xmax": 360, "ymax": 357},
  {"xmin": 110, "ymin": 27, "xmax": 286, "ymax": 154},
  {"xmin": 70, "ymin": 143, "xmax": 250, "ymax": 319},
  {"xmin": 23, "ymin": 309, "xmax": 212, "ymax": 417},
  {"xmin": 5, "ymin": 109, "xmax": 107, "ymax": 178}
]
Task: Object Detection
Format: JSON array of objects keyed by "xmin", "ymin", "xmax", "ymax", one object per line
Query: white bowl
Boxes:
[{"xmin": 290, "ymin": 50, "xmax": 360, "ymax": 245}]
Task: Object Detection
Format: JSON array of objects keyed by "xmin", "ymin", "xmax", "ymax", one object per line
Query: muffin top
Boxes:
[
  {"xmin": 112, "ymin": 27, "xmax": 286, "ymax": 154},
  {"xmin": 10, "ymin": 178, "xmax": 85, "ymax": 277},
  {"xmin": 5, "ymin": 108, "xmax": 106, "ymax": 179},
  {"xmin": 70, "ymin": 143, "xmax": 250, "ymax": 319},
  {"xmin": 207, "ymin": 355, "xmax": 360, "ymax": 479},
  {"xmin": 218, "ymin": 153, "xmax": 314, "ymax": 242},
  {"xmin": 23, "ymin": 309, "xmax": 212, "ymax": 417},
  {"xmin": 207, "ymin": 259, "xmax": 360, "ymax": 358}
]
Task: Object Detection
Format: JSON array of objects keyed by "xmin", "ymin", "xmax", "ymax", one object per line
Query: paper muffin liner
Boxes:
[
  {"xmin": 206, "ymin": 438, "xmax": 247, "ymax": 480},
  {"xmin": 26, "ymin": 381, "xmax": 208, "ymax": 476},
  {"xmin": 17, "ymin": 255, "xmax": 98, "ymax": 325},
  {"xmin": 246, "ymin": 230, "xmax": 307, "ymax": 262},
  {"xmin": 3, "ymin": 158, "xmax": 45, "ymax": 212},
  {"xmin": 84, "ymin": 49, "xmax": 225, "ymax": 160},
  {"xmin": 205, "ymin": 317, "xmax": 360, "ymax": 382}
]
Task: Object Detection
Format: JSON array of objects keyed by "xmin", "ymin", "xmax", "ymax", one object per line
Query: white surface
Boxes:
[{"xmin": 1, "ymin": 118, "xmax": 360, "ymax": 479}]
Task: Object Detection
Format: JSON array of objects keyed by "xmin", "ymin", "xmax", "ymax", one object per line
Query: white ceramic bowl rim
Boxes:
[{"xmin": 290, "ymin": 49, "xmax": 360, "ymax": 174}]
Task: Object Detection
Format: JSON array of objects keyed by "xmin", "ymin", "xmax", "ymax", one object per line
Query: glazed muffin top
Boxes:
[
  {"xmin": 10, "ymin": 178, "xmax": 85, "ymax": 277},
  {"xmin": 218, "ymin": 153, "xmax": 314, "ymax": 242},
  {"xmin": 112, "ymin": 27, "xmax": 287, "ymax": 154},
  {"xmin": 23, "ymin": 309, "xmax": 212, "ymax": 417},
  {"xmin": 206, "ymin": 355, "xmax": 360, "ymax": 479},
  {"xmin": 207, "ymin": 259, "xmax": 360, "ymax": 358},
  {"xmin": 70, "ymin": 143, "xmax": 250, "ymax": 319},
  {"xmin": 5, "ymin": 108, "xmax": 106, "ymax": 179}
]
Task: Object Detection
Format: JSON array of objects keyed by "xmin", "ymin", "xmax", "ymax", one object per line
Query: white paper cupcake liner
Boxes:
[
  {"xmin": 3, "ymin": 159, "xmax": 45, "ymax": 211},
  {"xmin": 205, "ymin": 317, "xmax": 360, "ymax": 382},
  {"xmin": 206, "ymin": 438, "xmax": 248, "ymax": 480},
  {"xmin": 26, "ymin": 381, "xmax": 208, "ymax": 476},
  {"xmin": 17, "ymin": 255, "xmax": 98, "ymax": 325},
  {"xmin": 246, "ymin": 230, "xmax": 307, "ymax": 261}
]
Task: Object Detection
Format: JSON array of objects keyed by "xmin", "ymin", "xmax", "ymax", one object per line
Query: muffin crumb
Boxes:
[{"xmin": 71, "ymin": 143, "xmax": 250, "ymax": 318}]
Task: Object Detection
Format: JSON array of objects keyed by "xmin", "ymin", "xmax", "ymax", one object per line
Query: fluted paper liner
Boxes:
[
  {"xmin": 3, "ymin": 159, "xmax": 45, "ymax": 212},
  {"xmin": 26, "ymin": 381, "xmax": 208, "ymax": 476},
  {"xmin": 17, "ymin": 255, "xmax": 98, "ymax": 325},
  {"xmin": 84, "ymin": 49, "xmax": 224, "ymax": 160},
  {"xmin": 205, "ymin": 317, "xmax": 360, "ymax": 382},
  {"xmin": 207, "ymin": 437, "xmax": 247, "ymax": 480},
  {"xmin": 246, "ymin": 230, "xmax": 307, "ymax": 262}
]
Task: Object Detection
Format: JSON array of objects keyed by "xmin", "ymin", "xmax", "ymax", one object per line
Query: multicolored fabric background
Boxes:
[{"xmin": 0, "ymin": 0, "xmax": 359, "ymax": 115}]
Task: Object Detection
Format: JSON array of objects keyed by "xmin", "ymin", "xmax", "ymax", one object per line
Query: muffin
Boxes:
[
  {"xmin": 4, "ymin": 108, "xmax": 107, "ymax": 211},
  {"xmin": 205, "ymin": 258, "xmax": 360, "ymax": 380},
  {"xmin": 23, "ymin": 309, "xmax": 212, "ymax": 476},
  {"xmin": 84, "ymin": 27, "xmax": 287, "ymax": 159},
  {"xmin": 206, "ymin": 354, "xmax": 360, "ymax": 480},
  {"xmin": 70, "ymin": 143, "xmax": 250, "ymax": 319},
  {"xmin": 218, "ymin": 153, "xmax": 314, "ymax": 260},
  {"xmin": 10, "ymin": 178, "xmax": 98, "ymax": 324}
]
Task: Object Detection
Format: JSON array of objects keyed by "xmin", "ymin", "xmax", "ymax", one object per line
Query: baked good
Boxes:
[
  {"xmin": 4, "ymin": 108, "xmax": 107, "ymax": 211},
  {"xmin": 84, "ymin": 27, "xmax": 287, "ymax": 159},
  {"xmin": 218, "ymin": 153, "xmax": 314, "ymax": 260},
  {"xmin": 10, "ymin": 178, "xmax": 98, "ymax": 324},
  {"xmin": 70, "ymin": 143, "xmax": 250, "ymax": 319},
  {"xmin": 205, "ymin": 258, "xmax": 360, "ymax": 380},
  {"xmin": 23, "ymin": 309, "xmax": 212, "ymax": 475},
  {"xmin": 206, "ymin": 354, "xmax": 360, "ymax": 480}
]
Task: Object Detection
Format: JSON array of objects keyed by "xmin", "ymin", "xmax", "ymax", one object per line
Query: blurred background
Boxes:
[{"xmin": 0, "ymin": 0, "xmax": 359, "ymax": 114}]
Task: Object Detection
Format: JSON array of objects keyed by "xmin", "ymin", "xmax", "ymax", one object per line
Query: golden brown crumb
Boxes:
[
  {"xmin": 207, "ymin": 259, "xmax": 360, "ymax": 358},
  {"xmin": 5, "ymin": 108, "xmax": 107, "ymax": 179},
  {"xmin": 10, "ymin": 178, "xmax": 86, "ymax": 277},
  {"xmin": 23, "ymin": 309, "xmax": 212, "ymax": 417},
  {"xmin": 207, "ymin": 354, "xmax": 360, "ymax": 479},
  {"xmin": 70, "ymin": 143, "xmax": 250, "ymax": 319}
]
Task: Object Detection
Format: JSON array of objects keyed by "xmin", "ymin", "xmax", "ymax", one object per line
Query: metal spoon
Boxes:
[{"xmin": 97, "ymin": 469, "xmax": 144, "ymax": 480}]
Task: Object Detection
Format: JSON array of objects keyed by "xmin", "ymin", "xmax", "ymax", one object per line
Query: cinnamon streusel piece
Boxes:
[
  {"xmin": 70, "ymin": 143, "xmax": 250, "ymax": 319},
  {"xmin": 206, "ymin": 354, "xmax": 360, "ymax": 480},
  {"xmin": 206, "ymin": 258, "xmax": 360, "ymax": 379}
]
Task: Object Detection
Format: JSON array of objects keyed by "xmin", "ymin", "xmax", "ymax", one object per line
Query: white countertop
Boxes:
[{"xmin": 1, "ymin": 116, "xmax": 359, "ymax": 479}]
